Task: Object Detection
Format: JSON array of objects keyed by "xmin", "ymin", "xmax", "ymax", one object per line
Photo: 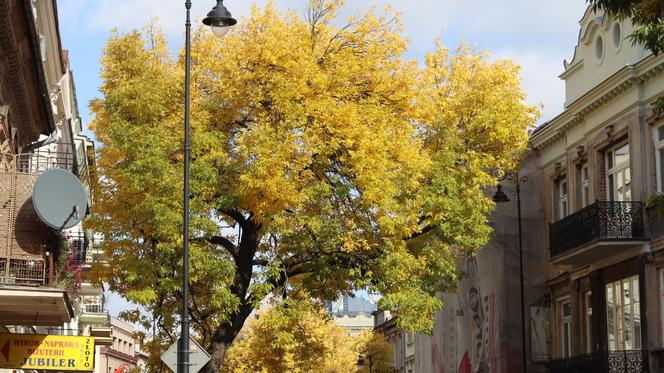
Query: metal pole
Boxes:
[
  {"xmin": 178, "ymin": 1, "xmax": 192, "ymax": 373},
  {"xmin": 516, "ymin": 175, "xmax": 527, "ymax": 373}
]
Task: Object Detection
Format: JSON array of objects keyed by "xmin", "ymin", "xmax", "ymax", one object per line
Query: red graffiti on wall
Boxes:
[
  {"xmin": 459, "ymin": 351, "xmax": 471, "ymax": 373},
  {"xmin": 432, "ymin": 341, "xmax": 445, "ymax": 373},
  {"xmin": 486, "ymin": 294, "xmax": 497, "ymax": 371}
]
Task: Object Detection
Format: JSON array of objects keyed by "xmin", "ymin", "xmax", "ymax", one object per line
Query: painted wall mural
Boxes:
[
  {"xmin": 428, "ymin": 254, "xmax": 502, "ymax": 373},
  {"xmin": 530, "ymin": 305, "xmax": 550, "ymax": 362}
]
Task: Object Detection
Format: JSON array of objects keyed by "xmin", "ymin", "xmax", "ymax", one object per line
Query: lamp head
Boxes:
[
  {"xmin": 493, "ymin": 184, "xmax": 510, "ymax": 203},
  {"xmin": 202, "ymin": 0, "xmax": 237, "ymax": 38}
]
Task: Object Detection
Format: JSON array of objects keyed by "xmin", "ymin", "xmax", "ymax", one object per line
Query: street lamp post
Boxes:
[
  {"xmin": 493, "ymin": 172, "xmax": 528, "ymax": 373},
  {"xmin": 178, "ymin": 2, "xmax": 236, "ymax": 373},
  {"xmin": 357, "ymin": 355, "xmax": 373, "ymax": 373}
]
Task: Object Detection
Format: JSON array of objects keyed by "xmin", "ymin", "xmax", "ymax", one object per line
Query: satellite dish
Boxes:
[{"xmin": 32, "ymin": 169, "xmax": 88, "ymax": 230}]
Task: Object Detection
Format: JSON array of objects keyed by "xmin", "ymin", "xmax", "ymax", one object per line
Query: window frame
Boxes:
[
  {"xmin": 654, "ymin": 125, "xmax": 664, "ymax": 193},
  {"xmin": 584, "ymin": 291, "xmax": 594, "ymax": 353},
  {"xmin": 606, "ymin": 275, "xmax": 641, "ymax": 351},
  {"xmin": 579, "ymin": 163, "xmax": 590, "ymax": 208},
  {"xmin": 660, "ymin": 269, "xmax": 664, "ymax": 347},
  {"xmin": 558, "ymin": 297, "xmax": 573, "ymax": 358},
  {"xmin": 555, "ymin": 178, "xmax": 569, "ymax": 220},
  {"xmin": 605, "ymin": 141, "xmax": 631, "ymax": 202}
]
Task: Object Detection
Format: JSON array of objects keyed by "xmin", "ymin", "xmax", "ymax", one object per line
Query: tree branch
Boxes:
[
  {"xmin": 206, "ymin": 235, "xmax": 239, "ymax": 257},
  {"xmin": 219, "ymin": 209, "xmax": 247, "ymax": 227},
  {"xmin": 252, "ymin": 258, "xmax": 270, "ymax": 267},
  {"xmin": 405, "ymin": 224, "xmax": 435, "ymax": 241}
]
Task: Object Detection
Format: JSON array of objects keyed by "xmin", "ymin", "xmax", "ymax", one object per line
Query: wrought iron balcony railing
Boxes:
[
  {"xmin": 549, "ymin": 201, "xmax": 646, "ymax": 258},
  {"xmin": 68, "ymin": 232, "xmax": 92, "ymax": 265},
  {"xmin": 550, "ymin": 350, "xmax": 648, "ymax": 373},
  {"xmin": 0, "ymin": 258, "xmax": 48, "ymax": 286},
  {"xmin": 82, "ymin": 304, "xmax": 107, "ymax": 314},
  {"xmin": 549, "ymin": 352, "xmax": 605, "ymax": 373},
  {"xmin": 1, "ymin": 150, "xmax": 75, "ymax": 174},
  {"xmin": 0, "ymin": 146, "xmax": 91, "ymax": 187}
]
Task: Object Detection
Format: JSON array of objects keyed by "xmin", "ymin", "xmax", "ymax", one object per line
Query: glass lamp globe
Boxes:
[{"xmin": 202, "ymin": 0, "xmax": 237, "ymax": 39}]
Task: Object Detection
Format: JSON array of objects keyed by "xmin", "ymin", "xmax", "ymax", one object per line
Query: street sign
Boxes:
[
  {"xmin": 161, "ymin": 337, "xmax": 211, "ymax": 373},
  {"xmin": 0, "ymin": 334, "xmax": 94, "ymax": 371}
]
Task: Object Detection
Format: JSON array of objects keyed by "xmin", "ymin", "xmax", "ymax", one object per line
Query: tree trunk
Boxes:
[
  {"xmin": 201, "ymin": 221, "xmax": 259, "ymax": 373},
  {"xmin": 203, "ymin": 338, "xmax": 231, "ymax": 373},
  {"xmin": 200, "ymin": 303, "xmax": 253, "ymax": 373}
]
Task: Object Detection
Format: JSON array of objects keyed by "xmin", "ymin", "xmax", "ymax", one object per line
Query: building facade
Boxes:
[
  {"xmin": 373, "ymin": 310, "xmax": 418, "ymax": 373},
  {"xmin": 329, "ymin": 295, "xmax": 377, "ymax": 337},
  {"xmin": 530, "ymin": 6, "xmax": 664, "ymax": 373},
  {"xmin": 96, "ymin": 317, "xmax": 138, "ymax": 373},
  {"xmin": 0, "ymin": 0, "xmax": 108, "ymax": 372},
  {"xmin": 386, "ymin": 5, "xmax": 664, "ymax": 373},
  {"xmin": 0, "ymin": 0, "xmax": 74, "ymax": 328}
]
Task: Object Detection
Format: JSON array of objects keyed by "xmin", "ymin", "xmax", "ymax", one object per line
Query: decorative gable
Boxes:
[{"xmin": 560, "ymin": 6, "xmax": 649, "ymax": 106}]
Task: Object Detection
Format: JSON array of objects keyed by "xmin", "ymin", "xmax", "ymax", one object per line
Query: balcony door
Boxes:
[
  {"xmin": 606, "ymin": 142, "xmax": 631, "ymax": 202},
  {"xmin": 558, "ymin": 298, "xmax": 572, "ymax": 358},
  {"xmin": 606, "ymin": 275, "xmax": 642, "ymax": 351}
]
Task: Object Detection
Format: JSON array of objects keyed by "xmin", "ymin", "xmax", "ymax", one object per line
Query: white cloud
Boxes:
[
  {"xmin": 57, "ymin": 0, "xmax": 591, "ymax": 125},
  {"xmin": 495, "ymin": 48, "xmax": 568, "ymax": 122}
]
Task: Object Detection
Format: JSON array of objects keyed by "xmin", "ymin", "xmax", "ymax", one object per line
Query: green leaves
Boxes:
[
  {"xmin": 89, "ymin": 1, "xmax": 537, "ymax": 368},
  {"xmin": 223, "ymin": 298, "xmax": 359, "ymax": 373},
  {"xmin": 589, "ymin": 0, "xmax": 664, "ymax": 55}
]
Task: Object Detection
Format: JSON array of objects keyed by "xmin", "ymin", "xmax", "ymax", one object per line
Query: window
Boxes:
[
  {"xmin": 39, "ymin": 33, "xmax": 46, "ymax": 62},
  {"xmin": 557, "ymin": 179, "xmax": 569, "ymax": 219},
  {"xmin": 660, "ymin": 269, "xmax": 664, "ymax": 346},
  {"xmin": 654, "ymin": 126, "xmax": 664, "ymax": 193},
  {"xmin": 595, "ymin": 36, "xmax": 604, "ymax": 60},
  {"xmin": 579, "ymin": 164, "xmax": 590, "ymax": 208},
  {"xmin": 613, "ymin": 23, "xmax": 622, "ymax": 49},
  {"xmin": 584, "ymin": 291, "xmax": 594, "ymax": 353},
  {"xmin": 606, "ymin": 142, "xmax": 631, "ymax": 201},
  {"xmin": 558, "ymin": 298, "xmax": 572, "ymax": 358},
  {"xmin": 606, "ymin": 275, "xmax": 641, "ymax": 350}
]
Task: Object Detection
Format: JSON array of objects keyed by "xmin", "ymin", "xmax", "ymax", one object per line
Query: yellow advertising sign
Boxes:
[{"xmin": 0, "ymin": 333, "xmax": 94, "ymax": 371}]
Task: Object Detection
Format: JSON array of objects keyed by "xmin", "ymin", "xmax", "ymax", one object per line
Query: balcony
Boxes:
[
  {"xmin": 0, "ymin": 150, "xmax": 83, "ymax": 325},
  {"xmin": 69, "ymin": 232, "xmax": 98, "ymax": 267},
  {"xmin": 83, "ymin": 303, "xmax": 106, "ymax": 314},
  {"xmin": 550, "ymin": 350, "xmax": 648, "ymax": 373},
  {"xmin": 4, "ymin": 149, "xmax": 75, "ymax": 174},
  {"xmin": 0, "ymin": 150, "xmax": 81, "ymax": 287},
  {"xmin": 79, "ymin": 303, "xmax": 109, "ymax": 325},
  {"xmin": 0, "ymin": 286, "xmax": 73, "ymax": 326},
  {"xmin": 549, "ymin": 201, "xmax": 647, "ymax": 265}
]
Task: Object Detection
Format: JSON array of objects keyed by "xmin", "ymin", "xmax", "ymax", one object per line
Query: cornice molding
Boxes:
[
  {"xmin": 0, "ymin": 0, "xmax": 39, "ymax": 142},
  {"xmin": 532, "ymin": 57, "xmax": 664, "ymax": 151}
]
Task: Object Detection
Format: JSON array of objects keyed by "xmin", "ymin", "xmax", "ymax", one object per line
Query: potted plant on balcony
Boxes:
[{"xmin": 645, "ymin": 193, "xmax": 664, "ymax": 237}]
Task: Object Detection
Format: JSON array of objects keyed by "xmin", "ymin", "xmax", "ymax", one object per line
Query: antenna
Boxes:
[{"xmin": 32, "ymin": 169, "xmax": 88, "ymax": 230}]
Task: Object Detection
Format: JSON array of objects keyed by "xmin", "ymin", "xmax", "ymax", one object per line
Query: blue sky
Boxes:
[{"xmin": 56, "ymin": 0, "xmax": 589, "ymax": 320}]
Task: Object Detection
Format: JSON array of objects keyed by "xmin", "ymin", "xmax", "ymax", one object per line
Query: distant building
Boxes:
[
  {"xmin": 96, "ymin": 317, "xmax": 138, "ymax": 373},
  {"xmin": 373, "ymin": 310, "xmax": 416, "ymax": 373},
  {"xmin": 328, "ymin": 295, "xmax": 376, "ymax": 337},
  {"xmin": 134, "ymin": 339, "xmax": 150, "ymax": 373}
]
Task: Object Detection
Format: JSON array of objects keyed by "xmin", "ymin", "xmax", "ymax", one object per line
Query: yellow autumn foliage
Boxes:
[
  {"xmin": 88, "ymin": 0, "xmax": 539, "ymax": 369},
  {"xmin": 223, "ymin": 300, "xmax": 357, "ymax": 373}
]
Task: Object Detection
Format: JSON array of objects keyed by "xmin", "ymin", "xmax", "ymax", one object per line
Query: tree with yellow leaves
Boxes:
[
  {"xmin": 356, "ymin": 332, "xmax": 393, "ymax": 373},
  {"xmin": 222, "ymin": 298, "xmax": 357, "ymax": 373},
  {"xmin": 89, "ymin": 0, "xmax": 538, "ymax": 371}
]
